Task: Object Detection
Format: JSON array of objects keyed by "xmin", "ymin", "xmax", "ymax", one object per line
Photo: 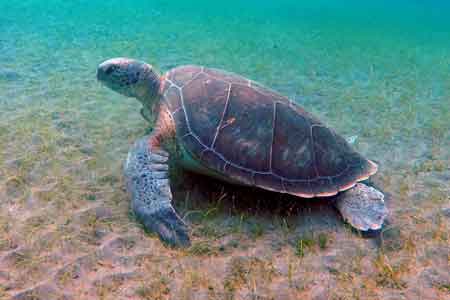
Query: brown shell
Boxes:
[{"xmin": 160, "ymin": 65, "xmax": 377, "ymax": 198}]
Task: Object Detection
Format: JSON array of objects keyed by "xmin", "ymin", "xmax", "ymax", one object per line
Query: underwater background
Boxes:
[{"xmin": 1, "ymin": 1, "xmax": 449, "ymax": 299}]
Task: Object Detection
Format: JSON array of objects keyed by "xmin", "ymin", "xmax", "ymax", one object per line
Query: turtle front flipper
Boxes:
[
  {"xmin": 124, "ymin": 135, "xmax": 190, "ymax": 248},
  {"xmin": 335, "ymin": 183, "xmax": 388, "ymax": 231}
]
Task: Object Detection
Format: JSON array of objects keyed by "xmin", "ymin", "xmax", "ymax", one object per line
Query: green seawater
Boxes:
[{"xmin": 1, "ymin": 1, "xmax": 449, "ymax": 189}]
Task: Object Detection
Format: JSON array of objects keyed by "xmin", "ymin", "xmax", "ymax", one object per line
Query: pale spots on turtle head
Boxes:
[{"xmin": 97, "ymin": 57, "xmax": 160, "ymax": 101}]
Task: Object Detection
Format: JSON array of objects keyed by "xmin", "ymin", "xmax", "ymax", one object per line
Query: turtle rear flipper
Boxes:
[
  {"xmin": 335, "ymin": 183, "xmax": 388, "ymax": 231},
  {"xmin": 124, "ymin": 135, "xmax": 190, "ymax": 248}
]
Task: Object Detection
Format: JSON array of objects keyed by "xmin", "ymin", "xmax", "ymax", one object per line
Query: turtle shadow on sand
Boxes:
[{"xmin": 172, "ymin": 170, "xmax": 384, "ymax": 241}]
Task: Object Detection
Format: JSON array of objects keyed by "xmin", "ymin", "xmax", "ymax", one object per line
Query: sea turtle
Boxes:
[{"xmin": 97, "ymin": 58, "xmax": 388, "ymax": 247}]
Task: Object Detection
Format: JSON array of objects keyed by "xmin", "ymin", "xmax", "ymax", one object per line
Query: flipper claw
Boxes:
[{"xmin": 143, "ymin": 208, "xmax": 191, "ymax": 248}]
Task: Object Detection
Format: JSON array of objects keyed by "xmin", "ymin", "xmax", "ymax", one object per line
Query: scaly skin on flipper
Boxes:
[
  {"xmin": 124, "ymin": 104, "xmax": 190, "ymax": 247},
  {"xmin": 124, "ymin": 137, "xmax": 190, "ymax": 247}
]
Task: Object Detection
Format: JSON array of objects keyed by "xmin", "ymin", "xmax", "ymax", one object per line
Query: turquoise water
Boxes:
[
  {"xmin": 2, "ymin": 1, "xmax": 449, "ymax": 159},
  {"xmin": 1, "ymin": 0, "xmax": 449, "ymax": 185}
]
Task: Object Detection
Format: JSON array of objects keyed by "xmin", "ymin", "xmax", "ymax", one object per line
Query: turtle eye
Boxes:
[{"xmin": 105, "ymin": 65, "xmax": 117, "ymax": 75}]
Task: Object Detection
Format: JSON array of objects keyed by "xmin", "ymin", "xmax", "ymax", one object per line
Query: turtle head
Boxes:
[{"xmin": 97, "ymin": 57, "xmax": 161, "ymax": 103}]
